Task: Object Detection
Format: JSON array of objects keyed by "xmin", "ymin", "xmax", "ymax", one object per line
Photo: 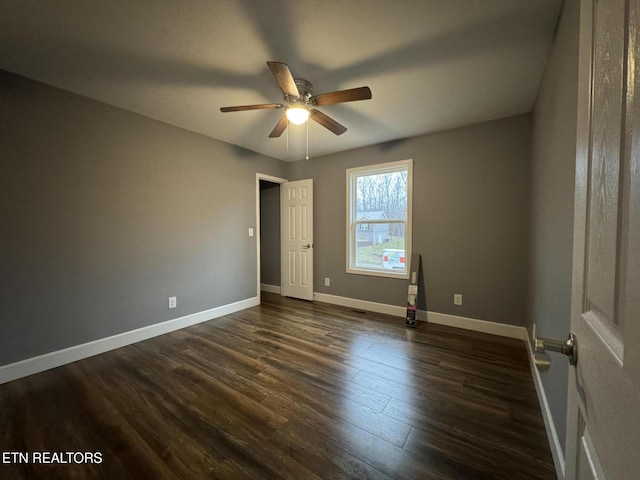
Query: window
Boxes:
[{"xmin": 346, "ymin": 159, "xmax": 412, "ymax": 278}]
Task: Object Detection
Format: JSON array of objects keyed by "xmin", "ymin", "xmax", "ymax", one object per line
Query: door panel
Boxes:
[
  {"xmin": 281, "ymin": 179, "xmax": 313, "ymax": 300},
  {"xmin": 587, "ymin": 0, "xmax": 624, "ymax": 325},
  {"xmin": 566, "ymin": 0, "xmax": 640, "ymax": 478}
]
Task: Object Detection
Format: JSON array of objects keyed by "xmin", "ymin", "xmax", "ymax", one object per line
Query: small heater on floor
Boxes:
[{"xmin": 405, "ymin": 253, "xmax": 420, "ymax": 328}]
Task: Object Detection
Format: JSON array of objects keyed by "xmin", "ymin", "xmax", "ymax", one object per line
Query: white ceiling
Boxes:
[{"xmin": 0, "ymin": 0, "xmax": 563, "ymax": 161}]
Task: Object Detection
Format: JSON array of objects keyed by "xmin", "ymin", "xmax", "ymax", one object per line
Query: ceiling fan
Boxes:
[{"xmin": 220, "ymin": 61, "xmax": 372, "ymax": 138}]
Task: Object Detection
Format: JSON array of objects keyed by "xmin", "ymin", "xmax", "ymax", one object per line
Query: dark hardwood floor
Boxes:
[{"xmin": 0, "ymin": 293, "xmax": 555, "ymax": 479}]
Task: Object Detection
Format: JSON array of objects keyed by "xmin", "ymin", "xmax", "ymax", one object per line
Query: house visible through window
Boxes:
[{"xmin": 346, "ymin": 159, "xmax": 413, "ymax": 278}]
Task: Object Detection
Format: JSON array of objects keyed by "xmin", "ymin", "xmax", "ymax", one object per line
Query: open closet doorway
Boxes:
[{"xmin": 256, "ymin": 174, "xmax": 286, "ymax": 300}]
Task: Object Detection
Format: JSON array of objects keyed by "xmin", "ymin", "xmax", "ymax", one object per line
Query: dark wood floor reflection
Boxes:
[{"xmin": 0, "ymin": 293, "xmax": 555, "ymax": 479}]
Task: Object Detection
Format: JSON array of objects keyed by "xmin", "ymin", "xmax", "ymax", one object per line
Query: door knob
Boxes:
[
  {"xmin": 534, "ymin": 333, "xmax": 577, "ymax": 372},
  {"xmin": 302, "ymin": 244, "xmax": 312, "ymax": 249}
]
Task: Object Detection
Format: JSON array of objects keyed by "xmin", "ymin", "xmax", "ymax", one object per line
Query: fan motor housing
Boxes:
[{"xmin": 285, "ymin": 78, "xmax": 313, "ymax": 104}]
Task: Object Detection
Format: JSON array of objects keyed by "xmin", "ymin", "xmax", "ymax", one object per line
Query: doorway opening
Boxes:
[{"xmin": 256, "ymin": 174, "xmax": 286, "ymax": 301}]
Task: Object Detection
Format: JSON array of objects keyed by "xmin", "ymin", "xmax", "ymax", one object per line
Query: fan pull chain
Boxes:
[
  {"xmin": 305, "ymin": 119, "xmax": 309, "ymax": 160},
  {"xmin": 286, "ymin": 119, "xmax": 289, "ymax": 156}
]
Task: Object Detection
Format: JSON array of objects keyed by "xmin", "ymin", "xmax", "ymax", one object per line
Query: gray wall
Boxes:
[
  {"xmin": 0, "ymin": 69, "xmax": 286, "ymax": 365},
  {"xmin": 259, "ymin": 181, "xmax": 281, "ymax": 287},
  {"xmin": 529, "ymin": 0, "xmax": 579, "ymax": 455},
  {"xmin": 289, "ymin": 114, "xmax": 532, "ymax": 326}
]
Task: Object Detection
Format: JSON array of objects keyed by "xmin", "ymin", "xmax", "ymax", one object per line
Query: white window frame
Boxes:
[{"xmin": 346, "ymin": 159, "xmax": 413, "ymax": 279}]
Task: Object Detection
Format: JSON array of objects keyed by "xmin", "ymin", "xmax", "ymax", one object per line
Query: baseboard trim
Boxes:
[
  {"xmin": 260, "ymin": 283, "xmax": 281, "ymax": 294},
  {"xmin": 419, "ymin": 310, "xmax": 527, "ymax": 340},
  {"xmin": 313, "ymin": 292, "xmax": 406, "ymax": 317},
  {"xmin": 0, "ymin": 296, "xmax": 260, "ymax": 385},
  {"xmin": 524, "ymin": 330, "xmax": 566, "ymax": 479},
  {"xmin": 313, "ymin": 292, "xmax": 525, "ymax": 340}
]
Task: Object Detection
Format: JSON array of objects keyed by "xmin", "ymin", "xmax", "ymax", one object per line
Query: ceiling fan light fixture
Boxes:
[
  {"xmin": 221, "ymin": 62, "xmax": 368, "ymax": 139},
  {"xmin": 286, "ymin": 105, "xmax": 310, "ymax": 125}
]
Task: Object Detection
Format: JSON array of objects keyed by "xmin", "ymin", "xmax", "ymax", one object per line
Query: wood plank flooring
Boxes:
[{"xmin": 0, "ymin": 293, "xmax": 556, "ymax": 479}]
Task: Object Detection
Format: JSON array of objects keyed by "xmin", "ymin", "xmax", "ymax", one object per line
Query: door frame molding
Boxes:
[
  {"xmin": 564, "ymin": 0, "xmax": 594, "ymax": 475},
  {"xmin": 256, "ymin": 173, "xmax": 288, "ymax": 302}
]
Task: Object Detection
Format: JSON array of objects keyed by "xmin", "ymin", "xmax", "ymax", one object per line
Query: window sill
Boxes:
[{"xmin": 346, "ymin": 268, "xmax": 409, "ymax": 280}]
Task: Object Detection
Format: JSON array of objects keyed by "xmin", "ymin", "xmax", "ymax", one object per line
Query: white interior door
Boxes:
[
  {"xmin": 281, "ymin": 179, "xmax": 313, "ymax": 301},
  {"xmin": 565, "ymin": 0, "xmax": 640, "ymax": 478}
]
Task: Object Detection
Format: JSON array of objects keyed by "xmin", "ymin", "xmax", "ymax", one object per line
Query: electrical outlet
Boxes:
[
  {"xmin": 168, "ymin": 296, "xmax": 177, "ymax": 309},
  {"xmin": 454, "ymin": 294, "xmax": 463, "ymax": 306},
  {"xmin": 324, "ymin": 277, "xmax": 330, "ymax": 287}
]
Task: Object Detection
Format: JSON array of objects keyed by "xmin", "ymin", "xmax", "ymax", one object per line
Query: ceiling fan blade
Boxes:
[
  {"xmin": 220, "ymin": 103, "xmax": 282, "ymax": 112},
  {"xmin": 311, "ymin": 86, "xmax": 372, "ymax": 106},
  {"xmin": 269, "ymin": 115, "xmax": 288, "ymax": 138},
  {"xmin": 267, "ymin": 61, "xmax": 300, "ymax": 97},
  {"xmin": 310, "ymin": 109, "xmax": 347, "ymax": 135}
]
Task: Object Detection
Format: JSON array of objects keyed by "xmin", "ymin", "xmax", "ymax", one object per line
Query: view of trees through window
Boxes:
[{"xmin": 356, "ymin": 171, "xmax": 408, "ymax": 219}]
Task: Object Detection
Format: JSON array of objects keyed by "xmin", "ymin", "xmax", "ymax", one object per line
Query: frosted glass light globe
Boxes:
[{"xmin": 286, "ymin": 106, "xmax": 310, "ymax": 125}]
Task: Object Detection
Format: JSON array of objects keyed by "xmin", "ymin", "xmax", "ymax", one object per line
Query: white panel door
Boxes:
[
  {"xmin": 281, "ymin": 179, "xmax": 313, "ymax": 301},
  {"xmin": 565, "ymin": 0, "xmax": 640, "ymax": 479}
]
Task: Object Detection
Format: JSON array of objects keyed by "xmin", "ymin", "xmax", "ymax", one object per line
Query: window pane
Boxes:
[
  {"xmin": 347, "ymin": 159, "xmax": 412, "ymax": 278},
  {"xmin": 355, "ymin": 223, "xmax": 406, "ymax": 271},
  {"xmin": 355, "ymin": 170, "xmax": 408, "ymax": 220}
]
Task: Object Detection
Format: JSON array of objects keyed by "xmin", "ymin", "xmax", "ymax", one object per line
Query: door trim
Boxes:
[
  {"xmin": 525, "ymin": 336, "xmax": 566, "ymax": 479},
  {"xmin": 256, "ymin": 173, "xmax": 287, "ymax": 302}
]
